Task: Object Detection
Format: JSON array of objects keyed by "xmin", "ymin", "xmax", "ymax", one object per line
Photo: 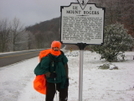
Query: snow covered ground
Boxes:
[{"xmin": 0, "ymin": 50, "xmax": 134, "ymax": 101}]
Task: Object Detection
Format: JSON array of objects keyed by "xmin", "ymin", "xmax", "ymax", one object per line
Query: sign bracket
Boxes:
[{"xmin": 76, "ymin": 43, "xmax": 87, "ymax": 50}]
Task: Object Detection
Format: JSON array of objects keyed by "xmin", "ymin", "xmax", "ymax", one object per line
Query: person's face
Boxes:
[{"xmin": 52, "ymin": 47, "xmax": 60, "ymax": 51}]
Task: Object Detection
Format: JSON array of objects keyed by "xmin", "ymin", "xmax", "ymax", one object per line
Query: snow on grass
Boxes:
[{"xmin": 0, "ymin": 50, "xmax": 134, "ymax": 101}]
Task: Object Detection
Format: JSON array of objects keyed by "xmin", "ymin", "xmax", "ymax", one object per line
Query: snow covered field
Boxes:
[{"xmin": 0, "ymin": 50, "xmax": 134, "ymax": 101}]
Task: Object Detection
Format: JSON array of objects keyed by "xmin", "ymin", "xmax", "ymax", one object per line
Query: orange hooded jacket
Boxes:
[{"xmin": 33, "ymin": 49, "xmax": 51, "ymax": 94}]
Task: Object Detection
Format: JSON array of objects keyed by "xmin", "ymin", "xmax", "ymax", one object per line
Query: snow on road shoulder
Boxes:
[
  {"xmin": 0, "ymin": 50, "xmax": 134, "ymax": 101},
  {"xmin": 0, "ymin": 57, "xmax": 38, "ymax": 101}
]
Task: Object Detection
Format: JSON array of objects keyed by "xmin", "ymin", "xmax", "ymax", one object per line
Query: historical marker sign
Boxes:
[{"xmin": 60, "ymin": 3, "xmax": 105, "ymax": 44}]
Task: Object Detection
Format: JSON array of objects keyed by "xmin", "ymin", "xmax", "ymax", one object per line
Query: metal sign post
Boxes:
[
  {"xmin": 60, "ymin": 1, "xmax": 105, "ymax": 101},
  {"xmin": 79, "ymin": 49, "xmax": 83, "ymax": 101},
  {"xmin": 77, "ymin": 43, "xmax": 87, "ymax": 101}
]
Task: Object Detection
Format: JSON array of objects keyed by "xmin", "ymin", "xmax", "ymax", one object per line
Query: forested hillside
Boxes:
[{"xmin": 26, "ymin": 17, "xmax": 60, "ymax": 48}]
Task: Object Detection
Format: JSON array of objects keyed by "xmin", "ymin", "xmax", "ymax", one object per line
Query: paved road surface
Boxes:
[{"xmin": 0, "ymin": 50, "xmax": 42, "ymax": 67}]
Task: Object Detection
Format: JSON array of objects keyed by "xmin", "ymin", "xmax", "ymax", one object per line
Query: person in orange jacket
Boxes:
[{"xmin": 34, "ymin": 41, "xmax": 69, "ymax": 101}]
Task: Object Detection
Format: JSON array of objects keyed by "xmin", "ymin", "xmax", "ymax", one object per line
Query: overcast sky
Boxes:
[{"xmin": 0, "ymin": 0, "xmax": 77, "ymax": 27}]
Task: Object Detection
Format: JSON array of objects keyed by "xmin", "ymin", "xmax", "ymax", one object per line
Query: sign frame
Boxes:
[{"xmin": 60, "ymin": 2, "xmax": 105, "ymax": 45}]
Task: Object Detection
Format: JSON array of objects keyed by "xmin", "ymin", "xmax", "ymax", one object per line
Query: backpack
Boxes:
[{"xmin": 33, "ymin": 49, "xmax": 64, "ymax": 94}]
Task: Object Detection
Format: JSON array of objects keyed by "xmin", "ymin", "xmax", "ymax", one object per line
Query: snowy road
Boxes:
[
  {"xmin": 0, "ymin": 50, "xmax": 41, "ymax": 67},
  {"xmin": 0, "ymin": 50, "xmax": 134, "ymax": 101}
]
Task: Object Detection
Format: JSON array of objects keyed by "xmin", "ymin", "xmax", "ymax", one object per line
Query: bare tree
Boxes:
[
  {"xmin": 26, "ymin": 31, "xmax": 36, "ymax": 49},
  {"xmin": 0, "ymin": 19, "xmax": 11, "ymax": 52},
  {"xmin": 10, "ymin": 18, "xmax": 24, "ymax": 51},
  {"xmin": 34, "ymin": 31, "xmax": 46, "ymax": 48},
  {"xmin": 121, "ymin": 0, "xmax": 134, "ymax": 37}
]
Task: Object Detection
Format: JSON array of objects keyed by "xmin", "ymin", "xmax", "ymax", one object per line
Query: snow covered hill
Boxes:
[{"xmin": 0, "ymin": 50, "xmax": 134, "ymax": 101}]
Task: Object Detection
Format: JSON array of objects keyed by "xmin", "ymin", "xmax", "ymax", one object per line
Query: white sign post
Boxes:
[{"xmin": 60, "ymin": 1, "xmax": 105, "ymax": 101}]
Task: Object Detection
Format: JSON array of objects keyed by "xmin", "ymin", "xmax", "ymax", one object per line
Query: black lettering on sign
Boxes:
[{"xmin": 62, "ymin": 16, "xmax": 103, "ymax": 41}]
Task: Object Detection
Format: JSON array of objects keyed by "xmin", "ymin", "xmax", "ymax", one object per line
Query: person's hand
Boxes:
[
  {"xmin": 50, "ymin": 72, "xmax": 57, "ymax": 78},
  {"xmin": 45, "ymin": 72, "xmax": 51, "ymax": 77}
]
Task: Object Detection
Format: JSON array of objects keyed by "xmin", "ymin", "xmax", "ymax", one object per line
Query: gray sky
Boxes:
[{"xmin": 0, "ymin": 0, "xmax": 77, "ymax": 26}]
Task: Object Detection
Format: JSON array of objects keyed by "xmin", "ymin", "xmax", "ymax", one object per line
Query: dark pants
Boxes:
[{"xmin": 46, "ymin": 82, "xmax": 68, "ymax": 101}]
